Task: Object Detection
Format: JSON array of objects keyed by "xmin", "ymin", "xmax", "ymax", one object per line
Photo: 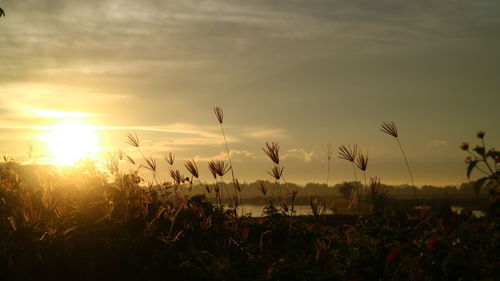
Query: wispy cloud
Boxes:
[
  {"xmin": 283, "ymin": 148, "xmax": 315, "ymax": 163},
  {"xmin": 245, "ymin": 128, "xmax": 286, "ymax": 139},
  {"xmin": 192, "ymin": 149, "xmax": 255, "ymax": 162},
  {"xmin": 427, "ymin": 140, "xmax": 448, "ymax": 148}
]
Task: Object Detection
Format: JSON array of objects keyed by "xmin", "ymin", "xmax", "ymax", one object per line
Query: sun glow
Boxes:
[{"xmin": 41, "ymin": 120, "xmax": 102, "ymax": 166}]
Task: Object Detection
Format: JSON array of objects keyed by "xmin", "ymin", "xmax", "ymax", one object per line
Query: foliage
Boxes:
[{"xmin": 0, "ymin": 160, "xmax": 498, "ymax": 281}]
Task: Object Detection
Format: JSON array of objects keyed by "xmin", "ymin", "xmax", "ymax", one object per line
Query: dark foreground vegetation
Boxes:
[
  {"xmin": 0, "ymin": 159, "xmax": 498, "ymax": 281},
  {"xmin": 1, "ymin": 110, "xmax": 499, "ymax": 280}
]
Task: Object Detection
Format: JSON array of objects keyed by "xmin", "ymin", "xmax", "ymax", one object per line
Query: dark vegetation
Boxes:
[{"xmin": 0, "ymin": 108, "xmax": 499, "ymax": 280}]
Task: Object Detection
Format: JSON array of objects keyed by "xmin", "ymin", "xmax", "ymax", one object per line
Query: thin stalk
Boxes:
[
  {"xmin": 326, "ymin": 159, "xmax": 331, "ymax": 186},
  {"xmin": 481, "ymin": 139, "xmax": 495, "ymax": 174},
  {"xmin": 396, "ymin": 138, "xmax": 420, "ymax": 206},
  {"xmin": 363, "ymin": 171, "xmax": 368, "ymax": 202},
  {"xmin": 220, "ymin": 124, "xmax": 236, "ymax": 192},
  {"xmin": 466, "ymin": 151, "xmax": 490, "ymax": 175},
  {"xmin": 351, "ymin": 162, "xmax": 361, "ymax": 214}
]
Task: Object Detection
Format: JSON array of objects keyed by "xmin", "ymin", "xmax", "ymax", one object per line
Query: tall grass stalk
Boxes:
[
  {"xmin": 214, "ymin": 106, "xmax": 236, "ymax": 195},
  {"xmin": 339, "ymin": 144, "xmax": 361, "ymax": 214},
  {"xmin": 381, "ymin": 121, "xmax": 421, "ymax": 207},
  {"xmin": 325, "ymin": 142, "xmax": 333, "ymax": 186}
]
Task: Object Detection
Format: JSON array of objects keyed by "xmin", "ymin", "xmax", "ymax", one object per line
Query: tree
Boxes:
[{"xmin": 338, "ymin": 182, "xmax": 355, "ymax": 198}]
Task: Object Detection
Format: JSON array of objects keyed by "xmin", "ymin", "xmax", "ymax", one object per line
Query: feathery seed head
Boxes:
[
  {"xmin": 258, "ymin": 181, "xmax": 267, "ymax": 196},
  {"xmin": 169, "ymin": 169, "xmax": 184, "ymax": 186},
  {"xmin": 233, "ymin": 178, "xmax": 243, "ymax": 192},
  {"xmin": 184, "ymin": 159, "xmax": 199, "ymax": 178},
  {"xmin": 268, "ymin": 164, "xmax": 284, "ymax": 181},
  {"xmin": 203, "ymin": 182, "xmax": 211, "ymax": 193},
  {"xmin": 356, "ymin": 153, "xmax": 369, "ymax": 171},
  {"xmin": 263, "ymin": 142, "xmax": 280, "ymax": 164},
  {"xmin": 208, "ymin": 160, "xmax": 230, "ymax": 177},
  {"xmin": 214, "ymin": 106, "xmax": 224, "ymax": 124},
  {"xmin": 338, "ymin": 144, "xmax": 358, "ymax": 162},
  {"xmin": 164, "ymin": 152, "xmax": 175, "ymax": 166},
  {"xmin": 144, "ymin": 157, "xmax": 157, "ymax": 172},
  {"xmin": 126, "ymin": 132, "xmax": 140, "ymax": 147},
  {"xmin": 381, "ymin": 121, "xmax": 398, "ymax": 138}
]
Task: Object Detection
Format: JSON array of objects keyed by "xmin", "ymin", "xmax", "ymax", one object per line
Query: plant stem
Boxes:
[
  {"xmin": 326, "ymin": 158, "xmax": 331, "ymax": 186},
  {"xmin": 481, "ymin": 139, "xmax": 495, "ymax": 174},
  {"xmin": 396, "ymin": 138, "xmax": 420, "ymax": 207},
  {"xmin": 220, "ymin": 124, "xmax": 236, "ymax": 190},
  {"xmin": 351, "ymin": 162, "xmax": 361, "ymax": 214}
]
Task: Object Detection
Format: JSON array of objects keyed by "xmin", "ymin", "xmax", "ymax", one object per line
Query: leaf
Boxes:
[
  {"xmin": 466, "ymin": 160, "xmax": 479, "ymax": 179},
  {"xmin": 473, "ymin": 146, "xmax": 485, "ymax": 157},
  {"xmin": 473, "ymin": 177, "xmax": 488, "ymax": 197}
]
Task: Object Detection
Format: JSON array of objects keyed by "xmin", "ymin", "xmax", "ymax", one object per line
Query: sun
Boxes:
[{"xmin": 41, "ymin": 120, "xmax": 101, "ymax": 166}]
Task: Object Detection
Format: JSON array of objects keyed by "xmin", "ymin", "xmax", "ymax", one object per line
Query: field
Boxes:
[{"xmin": 0, "ymin": 122, "xmax": 498, "ymax": 281}]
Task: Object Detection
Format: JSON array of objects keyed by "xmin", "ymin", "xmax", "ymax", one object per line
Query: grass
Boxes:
[{"xmin": 0, "ymin": 113, "xmax": 498, "ymax": 281}]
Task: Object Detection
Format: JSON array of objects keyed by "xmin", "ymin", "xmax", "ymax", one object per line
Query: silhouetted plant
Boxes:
[
  {"xmin": 381, "ymin": 121, "xmax": 420, "ymax": 207},
  {"xmin": 460, "ymin": 131, "xmax": 499, "ymax": 205}
]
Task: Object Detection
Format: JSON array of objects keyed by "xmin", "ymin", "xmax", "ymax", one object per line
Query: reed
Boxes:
[
  {"xmin": 338, "ymin": 144, "xmax": 361, "ymax": 213},
  {"xmin": 380, "ymin": 121, "xmax": 420, "ymax": 206}
]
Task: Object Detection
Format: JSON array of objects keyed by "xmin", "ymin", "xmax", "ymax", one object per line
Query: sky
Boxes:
[{"xmin": 0, "ymin": 0, "xmax": 499, "ymax": 186}]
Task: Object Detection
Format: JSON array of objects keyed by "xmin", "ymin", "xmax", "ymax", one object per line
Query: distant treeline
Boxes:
[{"xmin": 1, "ymin": 162, "xmax": 484, "ymax": 202}]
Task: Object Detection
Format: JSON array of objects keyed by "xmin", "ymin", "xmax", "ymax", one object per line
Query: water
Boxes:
[
  {"xmin": 236, "ymin": 204, "xmax": 485, "ymax": 218},
  {"xmin": 237, "ymin": 204, "xmax": 334, "ymax": 217}
]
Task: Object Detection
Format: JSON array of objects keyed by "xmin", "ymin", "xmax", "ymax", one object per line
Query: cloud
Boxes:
[
  {"xmin": 283, "ymin": 148, "xmax": 315, "ymax": 163},
  {"xmin": 192, "ymin": 149, "xmax": 254, "ymax": 162},
  {"xmin": 427, "ymin": 140, "xmax": 448, "ymax": 148},
  {"xmin": 245, "ymin": 128, "xmax": 286, "ymax": 139}
]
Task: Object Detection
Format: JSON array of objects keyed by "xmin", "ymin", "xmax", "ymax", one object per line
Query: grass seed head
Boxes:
[
  {"xmin": 164, "ymin": 152, "xmax": 175, "ymax": 166},
  {"xmin": 381, "ymin": 121, "xmax": 398, "ymax": 138},
  {"xmin": 258, "ymin": 181, "xmax": 267, "ymax": 196},
  {"xmin": 268, "ymin": 164, "xmax": 284, "ymax": 181},
  {"xmin": 184, "ymin": 159, "xmax": 199, "ymax": 178},
  {"xmin": 214, "ymin": 106, "xmax": 224, "ymax": 124},
  {"xmin": 126, "ymin": 131, "xmax": 140, "ymax": 147},
  {"xmin": 263, "ymin": 142, "xmax": 280, "ymax": 164},
  {"xmin": 356, "ymin": 153, "xmax": 368, "ymax": 171},
  {"xmin": 169, "ymin": 169, "xmax": 184, "ymax": 186},
  {"xmin": 338, "ymin": 144, "xmax": 358, "ymax": 162},
  {"xmin": 144, "ymin": 157, "xmax": 157, "ymax": 172}
]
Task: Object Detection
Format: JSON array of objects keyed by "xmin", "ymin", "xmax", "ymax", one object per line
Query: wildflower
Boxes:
[
  {"xmin": 464, "ymin": 156, "xmax": 472, "ymax": 164},
  {"xmin": 426, "ymin": 239, "xmax": 440, "ymax": 253},
  {"xmin": 460, "ymin": 142, "xmax": 469, "ymax": 151},
  {"xmin": 476, "ymin": 130, "xmax": 485, "ymax": 139},
  {"xmin": 400, "ymin": 242, "xmax": 412, "ymax": 250},
  {"xmin": 387, "ymin": 248, "xmax": 401, "ymax": 261}
]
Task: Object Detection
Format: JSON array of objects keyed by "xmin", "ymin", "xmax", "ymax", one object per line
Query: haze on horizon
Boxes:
[{"xmin": 0, "ymin": 0, "xmax": 499, "ymax": 187}]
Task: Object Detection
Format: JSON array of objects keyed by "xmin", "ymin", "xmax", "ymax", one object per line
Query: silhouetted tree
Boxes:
[{"xmin": 338, "ymin": 182, "xmax": 355, "ymax": 198}]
